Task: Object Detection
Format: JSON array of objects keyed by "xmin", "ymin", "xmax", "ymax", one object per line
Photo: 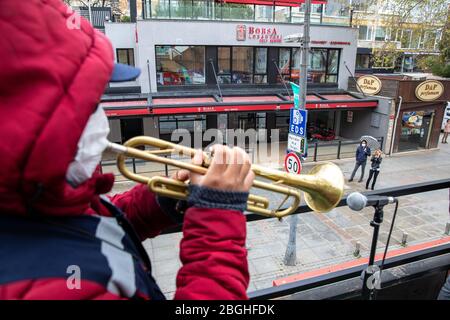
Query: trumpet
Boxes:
[{"xmin": 107, "ymin": 136, "xmax": 344, "ymax": 219}]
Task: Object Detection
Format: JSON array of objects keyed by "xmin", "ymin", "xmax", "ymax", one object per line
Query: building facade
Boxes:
[{"xmin": 101, "ymin": 1, "xmax": 389, "ymax": 150}]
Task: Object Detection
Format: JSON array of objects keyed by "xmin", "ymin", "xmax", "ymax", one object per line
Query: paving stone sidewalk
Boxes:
[{"xmin": 111, "ymin": 135, "xmax": 450, "ymax": 299}]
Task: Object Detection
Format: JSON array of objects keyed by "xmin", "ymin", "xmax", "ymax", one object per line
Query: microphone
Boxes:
[{"xmin": 347, "ymin": 192, "xmax": 397, "ymax": 211}]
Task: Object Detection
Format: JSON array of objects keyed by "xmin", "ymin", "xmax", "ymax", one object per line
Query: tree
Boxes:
[
  {"xmin": 351, "ymin": 0, "xmax": 450, "ymax": 71},
  {"xmin": 63, "ymin": 0, "xmax": 124, "ymax": 18}
]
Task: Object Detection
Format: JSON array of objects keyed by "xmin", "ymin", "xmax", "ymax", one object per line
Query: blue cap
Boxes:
[{"xmin": 110, "ymin": 63, "xmax": 141, "ymax": 82}]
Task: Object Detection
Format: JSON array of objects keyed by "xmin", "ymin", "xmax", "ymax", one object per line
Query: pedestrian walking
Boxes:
[
  {"xmin": 442, "ymin": 119, "xmax": 450, "ymax": 144},
  {"xmin": 349, "ymin": 140, "xmax": 371, "ymax": 183},
  {"xmin": 366, "ymin": 149, "xmax": 383, "ymax": 190}
]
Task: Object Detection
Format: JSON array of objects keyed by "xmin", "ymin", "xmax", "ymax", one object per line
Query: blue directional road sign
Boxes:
[{"xmin": 289, "ymin": 108, "xmax": 307, "ymax": 137}]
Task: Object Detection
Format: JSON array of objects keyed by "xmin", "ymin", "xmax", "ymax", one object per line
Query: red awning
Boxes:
[
  {"xmin": 101, "ymin": 93, "xmax": 378, "ymax": 117},
  {"xmin": 218, "ymin": 0, "xmax": 328, "ymax": 7}
]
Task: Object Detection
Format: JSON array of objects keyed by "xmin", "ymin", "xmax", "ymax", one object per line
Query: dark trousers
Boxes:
[
  {"xmin": 438, "ymin": 275, "xmax": 450, "ymax": 300},
  {"xmin": 366, "ymin": 169, "xmax": 380, "ymax": 190},
  {"xmin": 442, "ymin": 132, "xmax": 449, "ymax": 143},
  {"xmin": 350, "ymin": 161, "xmax": 366, "ymax": 181}
]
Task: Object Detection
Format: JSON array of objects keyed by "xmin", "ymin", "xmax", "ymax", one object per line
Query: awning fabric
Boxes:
[
  {"xmin": 101, "ymin": 93, "xmax": 378, "ymax": 117},
  {"xmin": 218, "ymin": 0, "xmax": 327, "ymax": 7}
]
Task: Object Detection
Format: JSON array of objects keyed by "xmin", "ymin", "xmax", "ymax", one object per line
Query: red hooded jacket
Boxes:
[{"xmin": 0, "ymin": 0, "xmax": 249, "ymax": 300}]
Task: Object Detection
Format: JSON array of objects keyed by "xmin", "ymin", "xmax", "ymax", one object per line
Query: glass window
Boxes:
[
  {"xmin": 159, "ymin": 115, "xmax": 206, "ymax": 135},
  {"xmin": 170, "ymin": 0, "xmax": 192, "ymax": 19},
  {"xmin": 232, "ymin": 47, "xmax": 253, "ymax": 84},
  {"xmin": 356, "ymin": 54, "xmax": 370, "ymax": 69},
  {"xmin": 291, "ymin": 48, "xmax": 301, "ymax": 83},
  {"xmin": 156, "ymin": 46, "xmax": 205, "ymax": 86},
  {"xmin": 327, "ymin": 49, "xmax": 339, "ymax": 74},
  {"xmin": 401, "ymin": 30, "xmax": 412, "ymax": 48},
  {"xmin": 358, "ymin": 25, "xmax": 368, "ymax": 40},
  {"xmin": 274, "ymin": 6, "xmax": 290, "ymax": 23},
  {"xmin": 255, "ymin": 5, "xmax": 273, "ymax": 22},
  {"xmin": 151, "ymin": 0, "xmax": 169, "ymax": 18},
  {"xmin": 254, "ymin": 47, "xmax": 267, "ymax": 74},
  {"xmin": 309, "ymin": 49, "xmax": 327, "ymax": 83},
  {"xmin": 375, "ymin": 27, "xmax": 386, "ymax": 41},
  {"xmin": 222, "ymin": 3, "xmax": 254, "ymax": 21},
  {"xmin": 278, "ymin": 48, "xmax": 291, "ymax": 79},
  {"xmin": 193, "ymin": 0, "xmax": 212, "ymax": 20},
  {"xmin": 117, "ymin": 48, "xmax": 135, "ymax": 66},
  {"xmin": 218, "ymin": 47, "xmax": 231, "ymax": 84}
]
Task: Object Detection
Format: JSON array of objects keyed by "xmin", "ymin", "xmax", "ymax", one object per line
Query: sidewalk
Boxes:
[{"xmin": 111, "ymin": 136, "xmax": 450, "ymax": 298}]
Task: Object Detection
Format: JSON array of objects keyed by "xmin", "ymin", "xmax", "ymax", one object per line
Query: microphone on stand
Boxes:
[{"xmin": 347, "ymin": 192, "xmax": 397, "ymax": 211}]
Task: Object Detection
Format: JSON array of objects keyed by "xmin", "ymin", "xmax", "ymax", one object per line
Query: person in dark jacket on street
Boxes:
[
  {"xmin": 349, "ymin": 140, "xmax": 371, "ymax": 183},
  {"xmin": 0, "ymin": 0, "xmax": 253, "ymax": 300},
  {"xmin": 365, "ymin": 149, "xmax": 383, "ymax": 190}
]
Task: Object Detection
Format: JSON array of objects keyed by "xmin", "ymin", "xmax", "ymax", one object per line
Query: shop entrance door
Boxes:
[
  {"xmin": 120, "ymin": 118, "xmax": 143, "ymax": 143},
  {"xmin": 419, "ymin": 113, "xmax": 433, "ymax": 148}
]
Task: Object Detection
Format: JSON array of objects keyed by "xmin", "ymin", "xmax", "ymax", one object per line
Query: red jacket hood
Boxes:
[{"xmin": 0, "ymin": 0, "xmax": 115, "ymax": 216}]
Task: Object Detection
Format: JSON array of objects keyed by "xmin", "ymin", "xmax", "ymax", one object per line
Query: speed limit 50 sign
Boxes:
[{"xmin": 284, "ymin": 152, "xmax": 302, "ymax": 174}]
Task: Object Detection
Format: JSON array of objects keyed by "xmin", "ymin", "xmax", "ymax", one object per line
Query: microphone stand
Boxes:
[{"xmin": 361, "ymin": 203, "xmax": 385, "ymax": 300}]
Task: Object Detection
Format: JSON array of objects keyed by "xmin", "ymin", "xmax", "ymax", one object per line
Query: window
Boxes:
[
  {"xmin": 232, "ymin": 47, "xmax": 253, "ymax": 84},
  {"xmin": 117, "ymin": 49, "xmax": 135, "ymax": 66},
  {"xmin": 274, "ymin": 6, "xmax": 290, "ymax": 22},
  {"xmin": 277, "ymin": 47, "xmax": 339, "ymax": 84},
  {"xmin": 218, "ymin": 47, "xmax": 231, "ymax": 84},
  {"xmin": 375, "ymin": 27, "xmax": 386, "ymax": 41},
  {"xmin": 356, "ymin": 54, "xmax": 371, "ymax": 69},
  {"xmin": 159, "ymin": 115, "xmax": 206, "ymax": 135},
  {"xmin": 222, "ymin": 3, "xmax": 254, "ymax": 21},
  {"xmin": 254, "ymin": 47, "xmax": 268, "ymax": 84},
  {"xmin": 151, "ymin": 0, "xmax": 170, "ymax": 18},
  {"xmin": 170, "ymin": 0, "xmax": 192, "ymax": 19},
  {"xmin": 255, "ymin": 5, "xmax": 273, "ymax": 22},
  {"xmin": 401, "ymin": 30, "xmax": 412, "ymax": 48},
  {"xmin": 156, "ymin": 46, "xmax": 205, "ymax": 86}
]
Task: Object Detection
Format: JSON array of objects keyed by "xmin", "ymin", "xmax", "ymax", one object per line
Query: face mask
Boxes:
[
  {"xmin": 66, "ymin": 107, "xmax": 110, "ymax": 186},
  {"xmin": 362, "ymin": 143, "xmax": 366, "ymax": 147}
]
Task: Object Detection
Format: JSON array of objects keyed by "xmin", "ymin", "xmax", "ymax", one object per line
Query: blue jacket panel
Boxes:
[{"xmin": 356, "ymin": 146, "xmax": 371, "ymax": 163}]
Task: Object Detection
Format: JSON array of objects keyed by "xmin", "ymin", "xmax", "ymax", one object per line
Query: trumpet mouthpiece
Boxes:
[{"xmin": 107, "ymin": 142, "xmax": 127, "ymax": 154}]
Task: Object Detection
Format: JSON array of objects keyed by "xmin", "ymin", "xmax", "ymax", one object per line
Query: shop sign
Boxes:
[
  {"xmin": 415, "ymin": 80, "xmax": 444, "ymax": 101},
  {"xmin": 356, "ymin": 75, "xmax": 382, "ymax": 95},
  {"xmin": 235, "ymin": 25, "xmax": 282, "ymax": 43}
]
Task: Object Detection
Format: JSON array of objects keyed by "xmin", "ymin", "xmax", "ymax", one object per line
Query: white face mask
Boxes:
[
  {"xmin": 66, "ymin": 107, "xmax": 110, "ymax": 186},
  {"xmin": 361, "ymin": 143, "xmax": 367, "ymax": 147}
]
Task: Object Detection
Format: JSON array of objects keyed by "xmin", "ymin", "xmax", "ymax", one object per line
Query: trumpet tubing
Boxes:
[{"xmin": 108, "ymin": 136, "xmax": 344, "ymax": 218}]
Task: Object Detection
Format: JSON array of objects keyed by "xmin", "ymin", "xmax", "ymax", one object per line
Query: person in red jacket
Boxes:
[{"xmin": 0, "ymin": 0, "xmax": 253, "ymax": 300}]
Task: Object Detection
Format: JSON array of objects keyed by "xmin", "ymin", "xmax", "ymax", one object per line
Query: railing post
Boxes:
[
  {"xmin": 99, "ymin": 161, "xmax": 103, "ymax": 174},
  {"xmin": 313, "ymin": 142, "xmax": 318, "ymax": 162},
  {"xmin": 132, "ymin": 158, "xmax": 136, "ymax": 174},
  {"xmin": 380, "ymin": 136, "xmax": 384, "ymax": 151},
  {"xmin": 337, "ymin": 140, "xmax": 342, "ymax": 160}
]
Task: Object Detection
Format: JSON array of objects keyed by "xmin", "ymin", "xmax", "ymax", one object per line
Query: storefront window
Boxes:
[
  {"xmin": 218, "ymin": 47, "xmax": 231, "ymax": 84},
  {"xmin": 398, "ymin": 111, "xmax": 434, "ymax": 151},
  {"xmin": 309, "ymin": 49, "xmax": 327, "ymax": 83},
  {"xmin": 159, "ymin": 115, "xmax": 206, "ymax": 135},
  {"xmin": 255, "ymin": 5, "xmax": 273, "ymax": 22},
  {"xmin": 278, "ymin": 48, "xmax": 339, "ymax": 84},
  {"xmin": 156, "ymin": 46, "xmax": 205, "ymax": 86},
  {"xmin": 232, "ymin": 47, "xmax": 253, "ymax": 84},
  {"xmin": 254, "ymin": 47, "xmax": 268, "ymax": 84}
]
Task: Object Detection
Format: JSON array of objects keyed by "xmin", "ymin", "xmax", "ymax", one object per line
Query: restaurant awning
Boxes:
[
  {"xmin": 101, "ymin": 92, "xmax": 378, "ymax": 117},
  {"xmin": 217, "ymin": 0, "xmax": 328, "ymax": 6}
]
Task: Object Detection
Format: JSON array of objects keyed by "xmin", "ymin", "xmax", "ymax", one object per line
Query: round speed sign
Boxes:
[{"xmin": 284, "ymin": 152, "xmax": 302, "ymax": 174}]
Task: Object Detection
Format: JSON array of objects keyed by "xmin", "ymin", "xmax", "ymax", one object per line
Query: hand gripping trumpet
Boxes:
[{"xmin": 108, "ymin": 136, "xmax": 344, "ymax": 219}]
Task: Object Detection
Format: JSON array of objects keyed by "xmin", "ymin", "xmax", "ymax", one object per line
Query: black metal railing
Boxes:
[{"xmin": 306, "ymin": 136, "xmax": 384, "ymax": 162}]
